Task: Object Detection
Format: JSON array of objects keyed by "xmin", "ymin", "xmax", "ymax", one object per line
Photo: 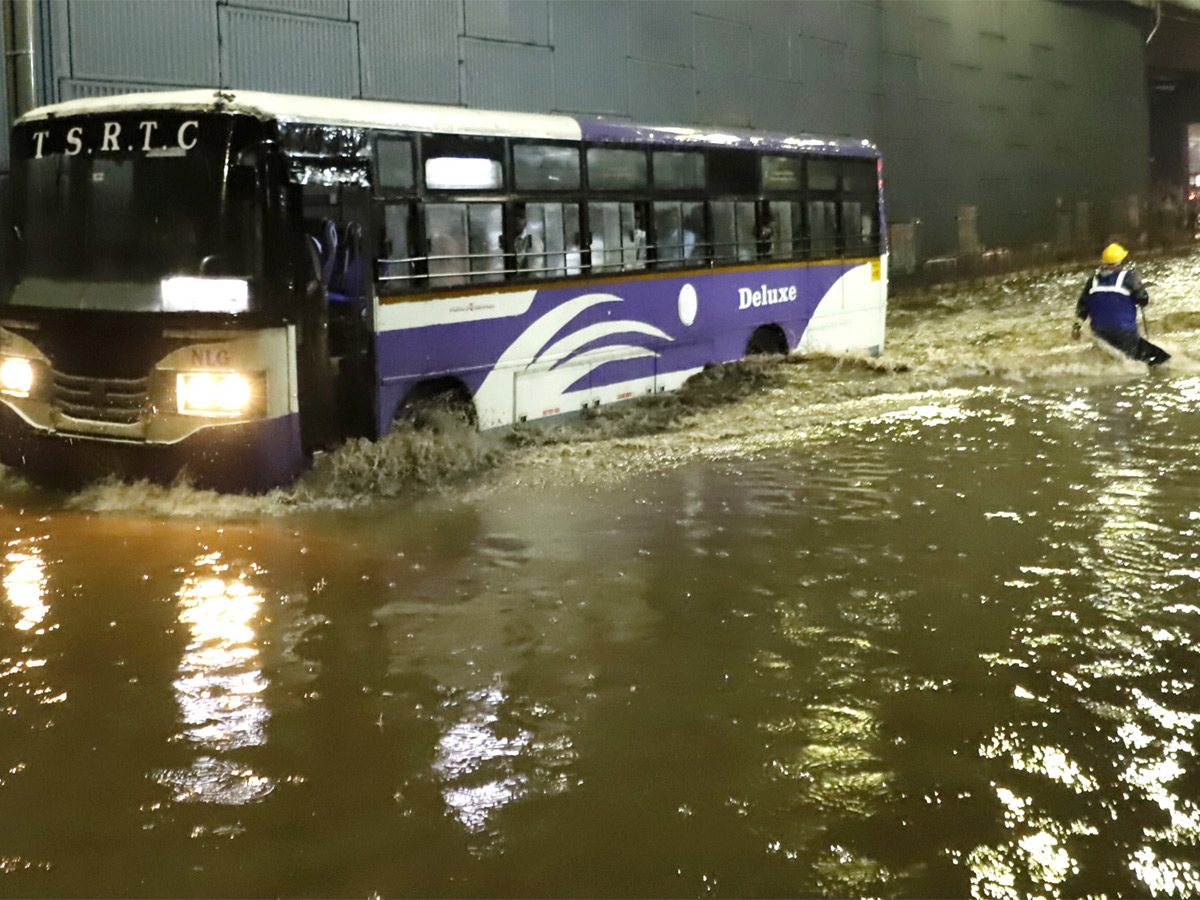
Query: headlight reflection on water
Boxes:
[
  {"xmin": 155, "ymin": 560, "xmax": 274, "ymax": 806},
  {"xmin": 3, "ymin": 545, "xmax": 48, "ymax": 634},
  {"xmin": 1, "ymin": 542, "xmax": 63, "ymax": 718}
]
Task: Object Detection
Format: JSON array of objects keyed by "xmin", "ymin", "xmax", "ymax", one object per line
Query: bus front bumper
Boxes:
[{"xmin": 0, "ymin": 404, "xmax": 307, "ymax": 493}]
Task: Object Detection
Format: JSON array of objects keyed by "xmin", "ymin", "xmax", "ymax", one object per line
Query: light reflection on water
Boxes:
[
  {"xmin": 3, "ymin": 544, "xmax": 48, "ymax": 635},
  {"xmin": 155, "ymin": 558, "xmax": 274, "ymax": 806}
]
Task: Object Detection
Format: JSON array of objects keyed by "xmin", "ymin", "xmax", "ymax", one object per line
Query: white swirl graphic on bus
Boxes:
[{"xmin": 474, "ymin": 292, "xmax": 673, "ymax": 426}]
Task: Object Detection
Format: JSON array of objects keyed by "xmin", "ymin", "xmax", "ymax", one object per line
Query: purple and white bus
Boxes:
[{"xmin": 0, "ymin": 90, "xmax": 886, "ymax": 492}]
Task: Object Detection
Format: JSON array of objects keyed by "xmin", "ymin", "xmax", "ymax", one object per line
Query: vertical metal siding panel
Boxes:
[
  {"xmin": 551, "ymin": 1, "xmax": 628, "ymax": 114},
  {"xmin": 881, "ymin": 1, "xmax": 919, "ymax": 57},
  {"xmin": 695, "ymin": 16, "xmax": 750, "ymax": 127},
  {"xmin": 947, "ymin": 61, "xmax": 983, "ymax": 146},
  {"xmin": 68, "ymin": 0, "xmax": 218, "ymax": 85},
  {"xmin": 354, "ymin": 0, "xmax": 462, "ymax": 103},
  {"xmin": 843, "ymin": 0, "xmax": 883, "ymax": 138},
  {"xmin": 47, "ymin": 0, "xmax": 73, "ymax": 105},
  {"xmin": 918, "ymin": 18, "xmax": 953, "ymax": 104},
  {"xmin": 880, "ymin": 52, "xmax": 919, "ymax": 142},
  {"xmin": 748, "ymin": 2, "xmax": 797, "ymax": 84},
  {"xmin": 627, "ymin": 59, "xmax": 695, "ymax": 125},
  {"xmin": 464, "ymin": 0, "xmax": 549, "ymax": 45},
  {"xmin": 797, "ymin": 36, "xmax": 846, "ymax": 135},
  {"xmin": 999, "ymin": 0, "xmax": 1034, "ymax": 57},
  {"xmin": 1029, "ymin": 44, "xmax": 1054, "ymax": 117},
  {"xmin": 749, "ymin": 77, "xmax": 803, "ymax": 134},
  {"xmin": 232, "ymin": 0, "xmax": 349, "ymax": 19},
  {"xmin": 844, "ymin": 1, "xmax": 882, "ymax": 98},
  {"xmin": 628, "ymin": 0, "xmax": 692, "ymax": 67},
  {"xmin": 975, "ymin": 31, "xmax": 1009, "ymax": 110},
  {"xmin": 840, "ymin": 86, "xmax": 879, "ymax": 140},
  {"xmin": 220, "ymin": 7, "xmax": 360, "ymax": 98},
  {"xmin": 799, "ymin": 0, "xmax": 845, "ymax": 44},
  {"xmin": 461, "ymin": 37, "xmax": 553, "ymax": 113},
  {"xmin": 940, "ymin": 1, "xmax": 986, "ymax": 68},
  {"xmin": 58, "ymin": 79, "xmax": 176, "ymax": 101}
]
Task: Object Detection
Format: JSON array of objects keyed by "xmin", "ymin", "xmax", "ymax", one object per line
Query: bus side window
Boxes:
[
  {"xmin": 376, "ymin": 137, "xmax": 414, "ymax": 190},
  {"xmin": 653, "ymin": 201, "xmax": 703, "ymax": 267},
  {"xmin": 841, "ymin": 200, "xmax": 865, "ymax": 256},
  {"xmin": 426, "ymin": 204, "xmax": 467, "ymax": 285},
  {"xmin": 467, "ymin": 203, "xmax": 504, "ymax": 283},
  {"xmin": 517, "ymin": 202, "xmax": 581, "ymax": 278},
  {"xmin": 767, "ymin": 201, "xmax": 801, "ymax": 261},
  {"xmin": 839, "ymin": 159, "xmax": 880, "ymax": 256},
  {"xmin": 710, "ymin": 200, "xmax": 755, "ymax": 264},
  {"xmin": 842, "ymin": 199, "xmax": 879, "ymax": 255},
  {"xmin": 588, "ymin": 202, "xmax": 645, "ymax": 272},
  {"xmin": 377, "ymin": 203, "xmax": 413, "ymax": 295},
  {"xmin": 807, "ymin": 200, "xmax": 838, "ymax": 259},
  {"xmin": 426, "ymin": 202, "xmax": 504, "ymax": 286}
]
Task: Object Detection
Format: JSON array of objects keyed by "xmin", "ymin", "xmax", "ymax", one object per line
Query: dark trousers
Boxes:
[{"xmin": 1093, "ymin": 328, "xmax": 1171, "ymax": 366}]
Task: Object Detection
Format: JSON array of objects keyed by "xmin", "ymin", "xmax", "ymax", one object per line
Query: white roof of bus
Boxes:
[
  {"xmin": 17, "ymin": 88, "xmax": 876, "ymax": 157},
  {"xmin": 17, "ymin": 89, "xmax": 585, "ymax": 142}
]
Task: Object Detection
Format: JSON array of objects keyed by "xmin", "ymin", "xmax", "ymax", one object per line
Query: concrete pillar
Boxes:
[
  {"xmin": 888, "ymin": 222, "xmax": 917, "ymax": 274},
  {"xmin": 1074, "ymin": 201, "xmax": 1090, "ymax": 247},
  {"xmin": 956, "ymin": 206, "xmax": 980, "ymax": 256}
]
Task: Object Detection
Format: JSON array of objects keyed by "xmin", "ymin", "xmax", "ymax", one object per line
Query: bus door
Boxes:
[
  {"xmin": 297, "ymin": 182, "xmax": 377, "ymax": 442},
  {"xmin": 324, "ymin": 185, "xmax": 376, "ymax": 436}
]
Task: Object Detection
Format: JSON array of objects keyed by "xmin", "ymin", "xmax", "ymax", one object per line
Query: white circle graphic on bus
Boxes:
[{"xmin": 678, "ymin": 284, "xmax": 698, "ymax": 326}]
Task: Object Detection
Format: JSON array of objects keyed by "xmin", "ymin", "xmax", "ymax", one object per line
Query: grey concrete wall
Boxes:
[{"xmin": 19, "ymin": 0, "xmax": 1152, "ymax": 259}]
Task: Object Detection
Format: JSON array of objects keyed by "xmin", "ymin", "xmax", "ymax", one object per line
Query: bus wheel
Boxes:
[
  {"xmin": 745, "ymin": 325, "xmax": 788, "ymax": 357},
  {"xmin": 395, "ymin": 378, "xmax": 478, "ymax": 430}
]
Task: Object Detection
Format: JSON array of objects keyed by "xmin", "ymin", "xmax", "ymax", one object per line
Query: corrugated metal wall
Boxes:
[{"xmin": 11, "ymin": 0, "xmax": 1153, "ymax": 258}]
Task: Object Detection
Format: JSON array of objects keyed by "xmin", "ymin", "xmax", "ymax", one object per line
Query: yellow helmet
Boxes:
[{"xmin": 1101, "ymin": 243, "xmax": 1128, "ymax": 266}]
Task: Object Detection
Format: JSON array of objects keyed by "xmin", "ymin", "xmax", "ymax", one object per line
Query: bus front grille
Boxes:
[{"xmin": 51, "ymin": 372, "xmax": 150, "ymax": 425}]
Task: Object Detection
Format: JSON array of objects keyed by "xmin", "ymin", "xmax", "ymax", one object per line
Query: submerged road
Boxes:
[{"xmin": 1, "ymin": 250, "xmax": 1200, "ymax": 897}]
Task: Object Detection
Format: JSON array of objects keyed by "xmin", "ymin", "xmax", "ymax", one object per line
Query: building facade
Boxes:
[{"xmin": 0, "ymin": 0, "xmax": 1162, "ymax": 266}]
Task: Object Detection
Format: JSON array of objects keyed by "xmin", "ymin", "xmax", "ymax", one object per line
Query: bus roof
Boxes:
[
  {"xmin": 575, "ymin": 116, "xmax": 877, "ymax": 158},
  {"xmin": 17, "ymin": 89, "xmax": 877, "ymax": 157}
]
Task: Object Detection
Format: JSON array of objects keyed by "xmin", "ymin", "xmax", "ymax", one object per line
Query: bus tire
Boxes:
[
  {"xmin": 745, "ymin": 325, "xmax": 789, "ymax": 357},
  {"xmin": 394, "ymin": 378, "xmax": 478, "ymax": 430}
]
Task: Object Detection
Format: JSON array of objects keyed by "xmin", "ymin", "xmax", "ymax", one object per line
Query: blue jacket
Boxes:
[{"xmin": 1076, "ymin": 266, "xmax": 1149, "ymax": 333}]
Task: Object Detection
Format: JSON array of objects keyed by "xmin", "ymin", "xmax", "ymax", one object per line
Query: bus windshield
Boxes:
[{"xmin": 7, "ymin": 113, "xmax": 264, "ymax": 312}]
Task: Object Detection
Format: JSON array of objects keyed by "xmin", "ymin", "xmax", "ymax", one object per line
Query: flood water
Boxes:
[{"xmin": 4, "ymin": 251, "xmax": 1200, "ymax": 898}]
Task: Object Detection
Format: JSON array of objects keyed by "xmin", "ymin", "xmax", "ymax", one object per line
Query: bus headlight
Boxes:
[
  {"xmin": 0, "ymin": 357, "xmax": 34, "ymax": 397},
  {"xmin": 177, "ymin": 372, "xmax": 255, "ymax": 416}
]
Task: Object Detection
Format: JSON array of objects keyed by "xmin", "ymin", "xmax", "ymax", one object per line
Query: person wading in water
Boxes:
[{"xmin": 1073, "ymin": 242, "xmax": 1170, "ymax": 366}]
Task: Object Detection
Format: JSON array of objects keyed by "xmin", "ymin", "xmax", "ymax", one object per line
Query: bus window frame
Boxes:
[
  {"xmin": 371, "ymin": 131, "xmax": 423, "ymax": 296},
  {"xmin": 839, "ymin": 157, "xmax": 882, "ymax": 257},
  {"xmin": 651, "ymin": 149, "xmax": 706, "ymax": 194},
  {"xmin": 367, "ymin": 130, "xmax": 882, "ymax": 290},
  {"xmin": 510, "ymin": 139, "xmax": 583, "ymax": 193},
  {"xmin": 372, "ymin": 132, "xmax": 418, "ymax": 198},
  {"xmin": 576, "ymin": 143, "xmax": 652, "ymax": 270},
  {"xmin": 584, "ymin": 145, "xmax": 650, "ymax": 193},
  {"xmin": 420, "ymin": 133, "xmax": 507, "ymax": 195},
  {"xmin": 759, "ymin": 152, "xmax": 808, "ymax": 262}
]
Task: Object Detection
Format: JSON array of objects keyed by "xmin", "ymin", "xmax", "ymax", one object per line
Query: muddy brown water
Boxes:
[{"xmin": 3, "ymin": 252, "xmax": 1200, "ymax": 897}]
